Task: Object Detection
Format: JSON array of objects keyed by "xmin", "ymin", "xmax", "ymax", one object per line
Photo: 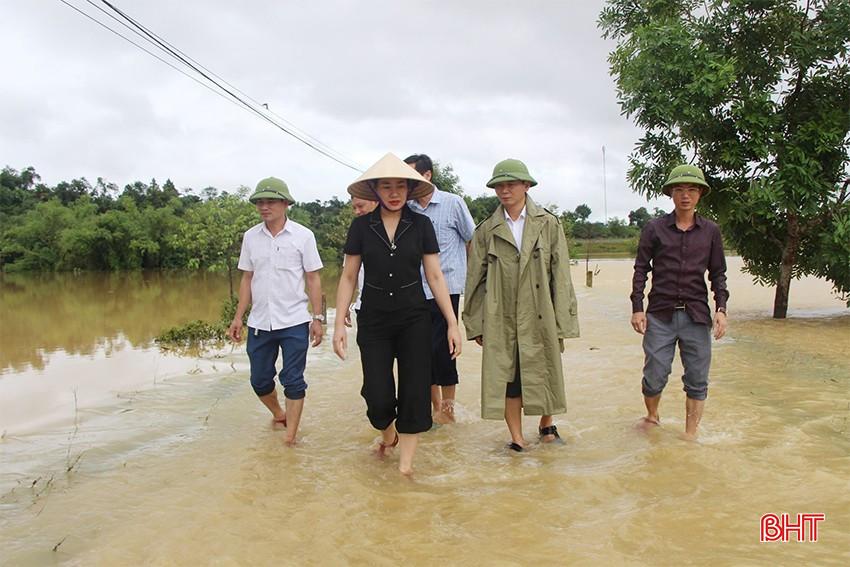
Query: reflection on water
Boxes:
[
  {"xmin": 0, "ymin": 271, "xmax": 229, "ymax": 374},
  {"xmin": 0, "ymin": 266, "xmax": 343, "ymax": 374},
  {"xmin": 0, "ymin": 259, "xmax": 848, "ymax": 564}
]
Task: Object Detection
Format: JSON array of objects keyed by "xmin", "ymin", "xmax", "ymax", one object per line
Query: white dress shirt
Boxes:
[
  {"xmin": 504, "ymin": 205, "xmax": 527, "ymax": 250},
  {"xmin": 237, "ymin": 219, "xmax": 323, "ymax": 331}
]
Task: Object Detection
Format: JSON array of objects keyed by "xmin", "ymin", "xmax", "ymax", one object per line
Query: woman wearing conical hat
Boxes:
[{"xmin": 333, "ymin": 153, "xmax": 462, "ymax": 475}]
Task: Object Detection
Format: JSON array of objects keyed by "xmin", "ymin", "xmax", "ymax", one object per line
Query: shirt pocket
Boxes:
[
  {"xmin": 250, "ymin": 249, "xmax": 272, "ymax": 271},
  {"xmin": 274, "ymin": 246, "xmax": 302, "ymax": 271}
]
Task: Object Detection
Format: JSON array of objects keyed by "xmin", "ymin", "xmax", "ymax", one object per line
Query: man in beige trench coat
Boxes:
[{"xmin": 463, "ymin": 159, "xmax": 579, "ymax": 451}]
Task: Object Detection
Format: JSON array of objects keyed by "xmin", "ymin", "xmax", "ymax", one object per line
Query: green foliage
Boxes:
[
  {"xmin": 432, "ymin": 161, "xmax": 464, "ymax": 195},
  {"xmin": 174, "ymin": 189, "xmax": 256, "ymax": 297},
  {"xmin": 290, "ymin": 197, "xmax": 354, "ymax": 263},
  {"xmin": 464, "ymin": 194, "xmax": 500, "ymax": 224},
  {"xmin": 600, "ymin": 0, "xmax": 850, "ymax": 314},
  {"xmin": 155, "ymin": 295, "xmax": 249, "ymax": 346},
  {"xmin": 628, "ymin": 206, "xmax": 653, "ymax": 228}
]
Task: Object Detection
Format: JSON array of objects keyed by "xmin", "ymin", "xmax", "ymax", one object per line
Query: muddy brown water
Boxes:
[{"xmin": 1, "ymin": 259, "xmax": 848, "ymax": 565}]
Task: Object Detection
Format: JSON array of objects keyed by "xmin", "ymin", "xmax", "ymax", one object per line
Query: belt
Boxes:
[{"xmin": 673, "ymin": 303, "xmax": 687, "ymax": 310}]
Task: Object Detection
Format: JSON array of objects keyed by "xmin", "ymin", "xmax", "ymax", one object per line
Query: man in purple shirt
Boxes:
[{"xmin": 630, "ymin": 164, "xmax": 729, "ymax": 439}]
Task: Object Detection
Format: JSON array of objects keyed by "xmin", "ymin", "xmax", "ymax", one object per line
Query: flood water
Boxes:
[{"xmin": 1, "ymin": 259, "xmax": 848, "ymax": 565}]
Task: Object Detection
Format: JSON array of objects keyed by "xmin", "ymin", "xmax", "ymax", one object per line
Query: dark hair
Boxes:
[
  {"xmin": 367, "ymin": 179, "xmax": 419, "ymax": 193},
  {"xmin": 403, "ymin": 154, "xmax": 433, "ymax": 176}
]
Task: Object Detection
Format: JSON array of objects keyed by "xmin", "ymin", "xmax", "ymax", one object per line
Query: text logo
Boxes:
[{"xmin": 760, "ymin": 513, "xmax": 825, "ymax": 542}]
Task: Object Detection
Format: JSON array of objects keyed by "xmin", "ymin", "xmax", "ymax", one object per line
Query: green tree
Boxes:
[
  {"xmin": 574, "ymin": 204, "xmax": 592, "ymax": 221},
  {"xmin": 600, "ymin": 0, "xmax": 850, "ymax": 316},
  {"xmin": 628, "ymin": 206, "xmax": 653, "ymax": 229},
  {"xmin": 175, "ymin": 189, "xmax": 256, "ymax": 299},
  {"xmin": 465, "ymin": 194, "xmax": 500, "ymax": 224},
  {"xmin": 432, "ymin": 161, "xmax": 464, "ymax": 195}
]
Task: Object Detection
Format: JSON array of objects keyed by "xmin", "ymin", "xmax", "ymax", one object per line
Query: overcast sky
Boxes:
[{"xmin": 2, "ymin": 0, "xmax": 668, "ymax": 221}]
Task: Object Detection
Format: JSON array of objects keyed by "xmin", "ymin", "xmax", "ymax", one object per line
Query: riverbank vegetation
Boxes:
[{"xmin": 0, "ymin": 164, "xmax": 657, "ymax": 278}]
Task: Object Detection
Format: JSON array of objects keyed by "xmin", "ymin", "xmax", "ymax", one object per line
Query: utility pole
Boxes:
[{"xmin": 602, "ymin": 145, "xmax": 608, "ymax": 223}]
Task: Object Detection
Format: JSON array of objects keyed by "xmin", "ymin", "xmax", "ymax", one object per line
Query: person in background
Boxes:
[
  {"xmin": 630, "ymin": 164, "xmax": 729, "ymax": 440},
  {"xmin": 405, "ymin": 153, "xmax": 475, "ymax": 424},
  {"xmin": 344, "ymin": 196, "xmax": 378, "ymax": 328},
  {"xmin": 228, "ymin": 177, "xmax": 324, "ymax": 447}
]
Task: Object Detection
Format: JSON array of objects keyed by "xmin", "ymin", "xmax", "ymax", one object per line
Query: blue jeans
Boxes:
[{"xmin": 246, "ymin": 323, "xmax": 309, "ymax": 399}]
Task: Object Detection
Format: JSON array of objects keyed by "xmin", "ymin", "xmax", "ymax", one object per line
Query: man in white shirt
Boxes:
[{"xmin": 228, "ymin": 177, "xmax": 324, "ymax": 446}]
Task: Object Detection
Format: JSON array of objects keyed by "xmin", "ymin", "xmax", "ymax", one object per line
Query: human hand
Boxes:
[
  {"xmin": 333, "ymin": 326, "xmax": 347, "ymax": 360},
  {"xmin": 631, "ymin": 312, "xmax": 647, "ymax": 335},
  {"xmin": 344, "ymin": 312, "xmax": 352, "ymax": 328},
  {"xmin": 310, "ymin": 320, "xmax": 323, "ymax": 347},
  {"xmin": 713, "ymin": 311, "xmax": 727, "ymax": 340},
  {"xmin": 447, "ymin": 324, "xmax": 463, "ymax": 360},
  {"xmin": 473, "ymin": 336, "xmax": 483, "ymax": 346},
  {"xmin": 227, "ymin": 318, "xmax": 243, "ymax": 343}
]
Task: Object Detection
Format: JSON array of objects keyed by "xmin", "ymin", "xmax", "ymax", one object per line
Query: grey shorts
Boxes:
[{"xmin": 642, "ymin": 310, "xmax": 711, "ymax": 400}]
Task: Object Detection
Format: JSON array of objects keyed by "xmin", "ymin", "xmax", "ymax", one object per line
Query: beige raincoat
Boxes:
[{"xmin": 463, "ymin": 197, "xmax": 579, "ymax": 419}]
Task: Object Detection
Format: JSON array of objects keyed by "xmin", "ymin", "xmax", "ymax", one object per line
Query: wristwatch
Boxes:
[
  {"xmin": 311, "ymin": 314, "xmax": 325, "ymax": 323},
  {"xmin": 716, "ymin": 307, "xmax": 727, "ymax": 314}
]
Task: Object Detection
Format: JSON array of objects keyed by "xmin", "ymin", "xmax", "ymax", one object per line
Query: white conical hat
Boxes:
[{"xmin": 347, "ymin": 152, "xmax": 434, "ymax": 201}]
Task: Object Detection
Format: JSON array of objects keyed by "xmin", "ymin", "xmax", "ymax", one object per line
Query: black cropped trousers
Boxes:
[{"xmin": 356, "ymin": 303, "xmax": 432, "ymax": 434}]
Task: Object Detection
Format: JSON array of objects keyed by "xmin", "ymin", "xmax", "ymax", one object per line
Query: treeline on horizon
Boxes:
[{"xmin": 0, "ymin": 164, "xmax": 661, "ymax": 273}]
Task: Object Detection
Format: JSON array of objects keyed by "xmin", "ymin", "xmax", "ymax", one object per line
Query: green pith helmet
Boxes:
[
  {"xmin": 486, "ymin": 158, "xmax": 538, "ymax": 188},
  {"xmin": 249, "ymin": 177, "xmax": 295, "ymax": 204},
  {"xmin": 661, "ymin": 164, "xmax": 711, "ymax": 196}
]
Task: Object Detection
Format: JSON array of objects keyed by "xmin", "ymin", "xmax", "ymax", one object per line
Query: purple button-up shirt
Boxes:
[{"xmin": 631, "ymin": 212, "xmax": 729, "ymax": 325}]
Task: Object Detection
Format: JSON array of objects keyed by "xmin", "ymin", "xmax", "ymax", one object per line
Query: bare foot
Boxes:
[
  {"xmin": 679, "ymin": 431, "xmax": 698, "ymax": 442},
  {"xmin": 433, "ymin": 411, "xmax": 452, "ymax": 425},
  {"xmin": 271, "ymin": 414, "xmax": 287, "ymax": 430},
  {"xmin": 399, "ymin": 466, "xmax": 414, "ymax": 477},
  {"xmin": 635, "ymin": 416, "xmax": 660, "ymax": 432},
  {"xmin": 375, "ymin": 432, "xmax": 399, "ymax": 459},
  {"xmin": 440, "ymin": 400, "xmax": 456, "ymax": 423},
  {"xmin": 284, "ymin": 437, "xmax": 297, "ymax": 447}
]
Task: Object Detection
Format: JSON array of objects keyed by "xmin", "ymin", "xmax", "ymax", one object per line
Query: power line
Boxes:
[
  {"xmin": 84, "ymin": 0, "xmax": 358, "ymax": 168},
  {"xmin": 56, "ymin": 0, "xmax": 362, "ymax": 172},
  {"xmin": 97, "ymin": 0, "xmax": 362, "ymax": 171},
  {"xmin": 56, "ymin": 0, "xmax": 241, "ymax": 109}
]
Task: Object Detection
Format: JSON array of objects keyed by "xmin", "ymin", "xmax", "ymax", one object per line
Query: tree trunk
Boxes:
[
  {"xmin": 772, "ymin": 214, "xmax": 799, "ymax": 319},
  {"xmin": 227, "ymin": 261, "xmax": 235, "ymax": 302}
]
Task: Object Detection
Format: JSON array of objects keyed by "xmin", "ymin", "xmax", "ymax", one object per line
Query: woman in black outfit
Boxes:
[{"xmin": 333, "ymin": 153, "xmax": 462, "ymax": 476}]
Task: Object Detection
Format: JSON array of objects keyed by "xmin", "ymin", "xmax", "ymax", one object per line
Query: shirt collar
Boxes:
[
  {"xmin": 504, "ymin": 205, "xmax": 527, "ymax": 223},
  {"xmin": 408, "ymin": 187, "xmax": 442, "ymax": 210},
  {"xmin": 260, "ymin": 219, "xmax": 291, "ymax": 238},
  {"xmin": 665, "ymin": 212, "xmax": 703, "ymax": 229}
]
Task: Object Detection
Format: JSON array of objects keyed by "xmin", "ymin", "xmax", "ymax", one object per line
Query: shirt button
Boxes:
[
  {"xmin": 390, "ymin": 253, "xmax": 394, "ymax": 257},
  {"xmin": 389, "ymin": 273, "xmax": 393, "ymax": 277},
  {"xmin": 389, "ymin": 292, "xmax": 394, "ymax": 296}
]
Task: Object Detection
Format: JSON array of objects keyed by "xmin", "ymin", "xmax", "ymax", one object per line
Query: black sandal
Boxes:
[
  {"xmin": 507, "ymin": 442, "xmax": 524, "ymax": 452},
  {"xmin": 539, "ymin": 425, "xmax": 564, "ymax": 444}
]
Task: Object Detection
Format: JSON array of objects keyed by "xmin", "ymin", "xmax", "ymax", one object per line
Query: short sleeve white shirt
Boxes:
[{"xmin": 237, "ymin": 219, "xmax": 323, "ymax": 331}]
